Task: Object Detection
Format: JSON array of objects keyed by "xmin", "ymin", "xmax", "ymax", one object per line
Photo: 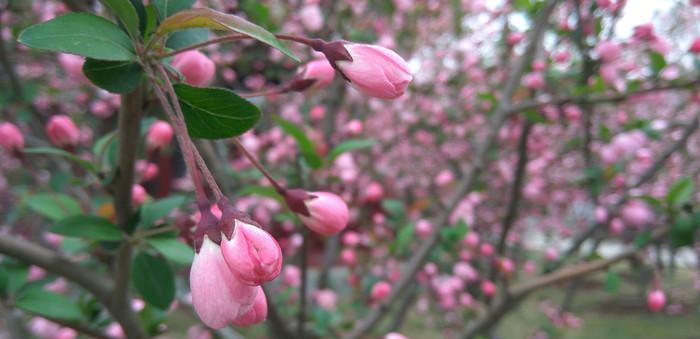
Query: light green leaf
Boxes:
[
  {"xmin": 326, "ymin": 139, "xmax": 376, "ymax": 163},
  {"xmin": 99, "ymin": 0, "xmax": 140, "ymax": 38},
  {"xmin": 139, "ymin": 195, "xmax": 187, "ymax": 228},
  {"xmin": 666, "ymin": 176, "xmax": 694, "ymax": 207},
  {"xmin": 16, "ymin": 288, "xmax": 83, "ymax": 321},
  {"xmin": 23, "ymin": 193, "xmax": 82, "ymax": 221},
  {"xmin": 131, "ymin": 253, "xmax": 175, "ymax": 309},
  {"xmin": 273, "ymin": 116, "xmax": 322, "ymax": 169},
  {"xmin": 18, "ymin": 13, "xmax": 136, "ymax": 61},
  {"xmin": 147, "ymin": 237, "xmax": 193, "ymax": 265},
  {"xmin": 51, "ymin": 215, "xmax": 122, "ymax": 241}
]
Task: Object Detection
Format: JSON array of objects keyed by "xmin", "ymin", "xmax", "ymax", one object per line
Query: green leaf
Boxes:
[
  {"xmin": 99, "ymin": 0, "xmax": 140, "ymax": 39},
  {"xmin": 82, "ymin": 58, "xmax": 143, "ymax": 94},
  {"xmin": 390, "ymin": 223, "xmax": 414, "ymax": 255},
  {"xmin": 24, "ymin": 147, "xmax": 98, "ymax": 173},
  {"xmin": 0, "ymin": 264, "xmax": 28, "ymax": 296},
  {"xmin": 139, "ymin": 195, "xmax": 187, "ymax": 228},
  {"xmin": 523, "ymin": 110, "xmax": 546, "ymax": 124},
  {"xmin": 240, "ymin": 0, "xmax": 274, "ymax": 30},
  {"xmin": 670, "ymin": 216, "xmax": 697, "ymax": 248},
  {"xmin": 381, "ymin": 199, "xmax": 405, "ymax": 218},
  {"xmin": 604, "ymin": 271, "xmax": 620, "ymax": 293},
  {"xmin": 155, "ymin": 8, "xmax": 298, "ymax": 62},
  {"xmin": 23, "ymin": 193, "xmax": 82, "ymax": 221},
  {"xmin": 147, "ymin": 237, "xmax": 193, "ymax": 265},
  {"xmin": 326, "ymin": 139, "xmax": 376, "ymax": 163},
  {"xmin": 153, "ymin": 0, "xmax": 195, "ymax": 19},
  {"xmin": 648, "ymin": 52, "xmax": 666, "ymax": 76},
  {"xmin": 238, "ymin": 185, "xmax": 282, "ymax": 201},
  {"xmin": 131, "ymin": 253, "xmax": 175, "ymax": 309},
  {"xmin": 51, "ymin": 215, "xmax": 122, "ymax": 241},
  {"xmin": 166, "ymin": 28, "xmax": 209, "ymax": 49},
  {"xmin": 634, "ymin": 231, "xmax": 652, "ymax": 249},
  {"xmin": 16, "ymin": 288, "xmax": 83, "ymax": 321},
  {"xmin": 143, "ymin": 4, "xmax": 159, "ymax": 38},
  {"xmin": 18, "ymin": 13, "xmax": 136, "ymax": 61},
  {"xmin": 272, "ymin": 116, "xmax": 322, "ymax": 169},
  {"xmin": 666, "ymin": 176, "xmax": 694, "ymax": 207},
  {"xmin": 174, "ymin": 84, "xmax": 261, "ymax": 139}
]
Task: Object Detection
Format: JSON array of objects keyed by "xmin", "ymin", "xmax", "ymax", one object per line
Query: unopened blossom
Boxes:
[
  {"xmin": 0, "ymin": 122, "xmax": 24, "ymax": 152},
  {"xmin": 146, "ymin": 120, "xmax": 174, "ymax": 151},
  {"xmin": 647, "ymin": 289, "xmax": 666, "ymax": 312},
  {"xmin": 172, "ymin": 50, "xmax": 216, "ymax": 87},
  {"xmin": 230, "ymin": 286, "xmax": 267, "ymax": 326},
  {"xmin": 371, "ymin": 281, "xmax": 392, "ymax": 301},
  {"xmin": 291, "ymin": 58, "xmax": 335, "ymax": 91},
  {"xmin": 220, "ymin": 220, "xmax": 282, "ymax": 285},
  {"xmin": 46, "ymin": 115, "xmax": 80, "ymax": 148},
  {"xmin": 285, "ymin": 190, "xmax": 349, "ymax": 235}
]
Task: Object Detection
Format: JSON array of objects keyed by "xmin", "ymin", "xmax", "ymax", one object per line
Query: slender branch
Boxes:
[
  {"xmin": 232, "ymin": 137, "xmax": 286, "ymax": 194},
  {"xmin": 191, "ymin": 140, "xmax": 225, "ymax": 200},
  {"xmin": 111, "ymin": 86, "xmax": 146, "ymax": 339},
  {"xmin": 342, "ymin": 2, "xmax": 560, "ymax": 338}
]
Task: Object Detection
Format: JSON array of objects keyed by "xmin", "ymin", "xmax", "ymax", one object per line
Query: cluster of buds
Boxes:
[{"xmin": 189, "ymin": 199, "xmax": 282, "ymax": 329}]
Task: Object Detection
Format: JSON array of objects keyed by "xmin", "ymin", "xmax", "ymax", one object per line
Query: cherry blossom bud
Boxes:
[
  {"xmin": 596, "ymin": 40, "xmax": 621, "ymax": 62},
  {"xmin": 340, "ymin": 248, "xmax": 357, "ymax": 266},
  {"xmin": 499, "ymin": 258, "xmax": 515, "ymax": 275},
  {"xmin": 479, "ymin": 243, "xmax": 494, "ymax": 256},
  {"xmin": 364, "ymin": 182, "xmax": 384, "ymax": 203},
  {"xmin": 524, "ymin": 260, "xmax": 536, "ymax": 274},
  {"xmin": 46, "ymin": 115, "xmax": 80, "ymax": 148},
  {"xmin": 507, "ymin": 31, "xmax": 525, "ymax": 45},
  {"xmin": 522, "ymin": 72, "xmax": 545, "ymax": 89},
  {"xmin": 610, "ymin": 218, "xmax": 625, "ymax": 235},
  {"xmin": 464, "ymin": 232, "xmax": 480, "ymax": 247},
  {"xmin": 371, "ymin": 281, "xmax": 392, "ymax": 301},
  {"xmin": 286, "ymin": 190, "xmax": 349, "ymax": 235},
  {"xmin": 146, "ymin": 120, "xmax": 174, "ymax": 151},
  {"xmin": 190, "ymin": 237, "xmax": 258, "ymax": 329},
  {"xmin": 291, "ymin": 58, "xmax": 335, "ymax": 91},
  {"xmin": 481, "ymin": 280, "xmax": 496, "ymax": 297},
  {"xmin": 314, "ymin": 289, "xmax": 337, "ymax": 311},
  {"xmin": 324, "ymin": 42, "xmax": 412, "ymax": 99},
  {"xmin": 620, "ymin": 200, "xmax": 653, "ymax": 227},
  {"xmin": 0, "ymin": 122, "xmax": 24, "ymax": 152},
  {"xmin": 545, "ymin": 247, "xmax": 559, "ymax": 261},
  {"xmin": 690, "ymin": 38, "xmax": 700, "ymax": 54},
  {"xmin": 131, "ymin": 184, "xmax": 147, "ymax": 207},
  {"xmin": 415, "ymin": 219, "xmax": 432, "ymax": 238},
  {"xmin": 299, "ymin": 5, "xmax": 323, "ymax": 31},
  {"xmin": 647, "ymin": 289, "xmax": 666, "ymax": 312},
  {"xmin": 283, "ymin": 265, "xmax": 301, "ymax": 287},
  {"xmin": 231, "ymin": 286, "xmax": 267, "ymax": 326},
  {"xmin": 342, "ymin": 231, "xmax": 361, "ymax": 247},
  {"xmin": 346, "ymin": 119, "xmax": 363, "ymax": 135},
  {"xmin": 172, "ymin": 50, "xmax": 216, "ymax": 87},
  {"xmin": 221, "ymin": 221, "xmax": 282, "ymax": 285}
]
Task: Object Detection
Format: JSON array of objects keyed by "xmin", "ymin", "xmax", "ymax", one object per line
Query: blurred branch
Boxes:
[
  {"xmin": 341, "ymin": 1, "xmax": 561, "ymax": 338},
  {"xmin": 60, "ymin": 0, "xmax": 91, "ymax": 12}
]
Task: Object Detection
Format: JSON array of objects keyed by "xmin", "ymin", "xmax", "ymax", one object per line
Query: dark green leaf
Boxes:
[
  {"xmin": 82, "ymin": 58, "xmax": 143, "ymax": 94},
  {"xmin": 18, "ymin": 13, "xmax": 136, "ymax": 61},
  {"xmin": 24, "ymin": 147, "xmax": 98, "ymax": 173},
  {"xmin": 99, "ymin": 0, "xmax": 140, "ymax": 38},
  {"xmin": 153, "ymin": 0, "xmax": 195, "ymax": 19},
  {"xmin": 604, "ymin": 271, "xmax": 620, "ymax": 293},
  {"xmin": 670, "ymin": 217, "xmax": 697, "ymax": 248},
  {"xmin": 666, "ymin": 176, "xmax": 694, "ymax": 207},
  {"xmin": 51, "ymin": 215, "xmax": 122, "ymax": 241},
  {"xmin": 174, "ymin": 84, "xmax": 261, "ymax": 139},
  {"xmin": 634, "ymin": 231, "xmax": 652, "ymax": 249},
  {"xmin": 648, "ymin": 52, "xmax": 666, "ymax": 76},
  {"xmin": 326, "ymin": 139, "xmax": 376, "ymax": 163},
  {"xmin": 16, "ymin": 288, "xmax": 83, "ymax": 321},
  {"xmin": 131, "ymin": 253, "xmax": 175, "ymax": 309},
  {"xmin": 147, "ymin": 237, "xmax": 193, "ymax": 265},
  {"xmin": 139, "ymin": 195, "xmax": 187, "ymax": 228},
  {"xmin": 155, "ymin": 8, "xmax": 298, "ymax": 61},
  {"xmin": 523, "ymin": 110, "xmax": 546, "ymax": 124},
  {"xmin": 273, "ymin": 116, "xmax": 322, "ymax": 168},
  {"xmin": 23, "ymin": 193, "xmax": 82, "ymax": 221}
]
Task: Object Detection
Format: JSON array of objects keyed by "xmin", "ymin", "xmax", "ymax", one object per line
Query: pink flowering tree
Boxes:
[{"xmin": 0, "ymin": 0, "xmax": 699, "ymax": 338}]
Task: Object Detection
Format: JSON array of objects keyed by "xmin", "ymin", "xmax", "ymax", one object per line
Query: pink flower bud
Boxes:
[
  {"xmin": 172, "ymin": 50, "xmax": 216, "ymax": 87},
  {"xmin": 596, "ymin": 40, "xmax": 621, "ymax": 62},
  {"xmin": 346, "ymin": 119, "xmax": 363, "ymax": 135},
  {"xmin": 620, "ymin": 200, "xmax": 654, "ymax": 227},
  {"xmin": 333, "ymin": 44, "xmax": 412, "ymax": 99},
  {"xmin": 342, "ymin": 231, "xmax": 361, "ymax": 247},
  {"xmin": 231, "ymin": 286, "xmax": 267, "ymax": 326},
  {"xmin": 507, "ymin": 31, "xmax": 525, "ymax": 45},
  {"xmin": 545, "ymin": 247, "xmax": 559, "ymax": 261},
  {"xmin": 371, "ymin": 281, "xmax": 392, "ymax": 301},
  {"xmin": 299, "ymin": 5, "xmax": 323, "ymax": 31},
  {"xmin": 340, "ymin": 248, "xmax": 357, "ymax": 266},
  {"xmin": 464, "ymin": 232, "xmax": 480, "ymax": 247},
  {"xmin": 689, "ymin": 37, "xmax": 700, "ymax": 54},
  {"xmin": 309, "ymin": 105, "xmax": 326, "ymax": 121},
  {"xmin": 522, "ymin": 72, "xmax": 545, "ymax": 89},
  {"xmin": 524, "ymin": 260, "xmax": 536, "ymax": 274},
  {"xmin": 415, "ymin": 219, "xmax": 432, "ymax": 238},
  {"xmin": 481, "ymin": 280, "xmax": 496, "ymax": 297},
  {"xmin": 190, "ymin": 237, "xmax": 258, "ymax": 329},
  {"xmin": 297, "ymin": 191, "xmax": 350, "ymax": 235},
  {"xmin": 46, "ymin": 115, "xmax": 80, "ymax": 147},
  {"xmin": 294, "ymin": 58, "xmax": 335, "ymax": 91},
  {"xmin": 364, "ymin": 182, "xmax": 384, "ymax": 203},
  {"xmin": 647, "ymin": 289, "xmax": 666, "ymax": 312},
  {"xmin": 314, "ymin": 289, "xmax": 337, "ymax": 311},
  {"xmin": 479, "ymin": 243, "xmax": 494, "ymax": 256},
  {"xmin": 221, "ymin": 221, "xmax": 282, "ymax": 285},
  {"xmin": 0, "ymin": 122, "xmax": 24, "ymax": 151},
  {"xmin": 283, "ymin": 265, "xmax": 301, "ymax": 287},
  {"xmin": 146, "ymin": 120, "xmax": 174, "ymax": 151},
  {"xmin": 131, "ymin": 184, "xmax": 147, "ymax": 207},
  {"xmin": 610, "ymin": 218, "xmax": 624, "ymax": 235},
  {"xmin": 499, "ymin": 258, "xmax": 515, "ymax": 275}
]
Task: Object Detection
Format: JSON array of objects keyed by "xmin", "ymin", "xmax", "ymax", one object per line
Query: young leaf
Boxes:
[
  {"xmin": 273, "ymin": 116, "xmax": 323, "ymax": 168},
  {"xmin": 174, "ymin": 84, "xmax": 261, "ymax": 139},
  {"xmin": 153, "ymin": 0, "xmax": 195, "ymax": 19},
  {"xmin": 16, "ymin": 288, "xmax": 83, "ymax": 321},
  {"xmin": 155, "ymin": 8, "xmax": 298, "ymax": 61},
  {"xmin": 50, "ymin": 215, "xmax": 122, "ymax": 241},
  {"xmin": 666, "ymin": 176, "xmax": 694, "ymax": 207},
  {"xmin": 139, "ymin": 195, "xmax": 187, "ymax": 228},
  {"xmin": 24, "ymin": 147, "xmax": 98, "ymax": 173},
  {"xmin": 131, "ymin": 253, "xmax": 175, "ymax": 309},
  {"xmin": 23, "ymin": 193, "xmax": 82, "ymax": 221},
  {"xmin": 18, "ymin": 13, "xmax": 136, "ymax": 61},
  {"xmin": 326, "ymin": 139, "xmax": 377, "ymax": 163},
  {"xmin": 147, "ymin": 237, "xmax": 194, "ymax": 265},
  {"xmin": 99, "ymin": 0, "xmax": 140, "ymax": 39},
  {"xmin": 82, "ymin": 59, "xmax": 143, "ymax": 94},
  {"xmin": 166, "ymin": 28, "xmax": 210, "ymax": 49}
]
